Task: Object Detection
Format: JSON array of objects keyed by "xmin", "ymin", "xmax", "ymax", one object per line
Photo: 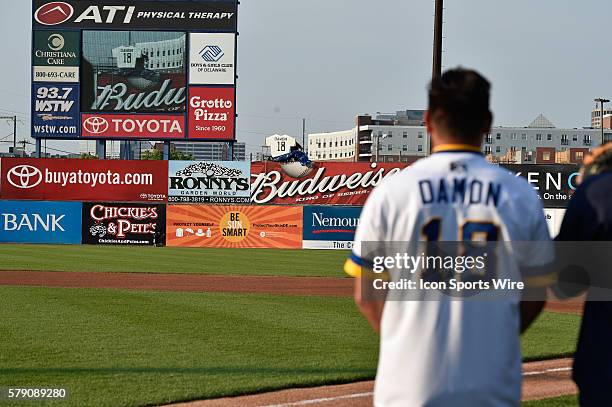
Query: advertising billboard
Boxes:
[
  {"xmin": 33, "ymin": 30, "xmax": 80, "ymax": 83},
  {"xmin": 81, "ymin": 114, "xmax": 185, "ymax": 139},
  {"xmin": 250, "ymin": 162, "xmax": 407, "ymax": 205},
  {"xmin": 81, "ymin": 31, "xmax": 187, "ymax": 113},
  {"xmin": 503, "ymin": 164, "xmax": 579, "ymax": 208},
  {"xmin": 302, "ymin": 206, "xmax": 361, "ymax": 250},
  {"xmin": 168, "ymin": 161, "xmax": 250, "ymax": 203},
  {"xmin": 32, "ymin": 1, "xmax": 238, "ymax": 141},
  {"xmin": 189, "ymin": 33, "xmax": 236, "ymax": 85},
  {"xmin": 32, "ymin": 84, "xmax": 80, "ymax": 138},
  {"xmin": 166, "ymin": 205, "xmax": 303, "ymax": 249},
  {"xmin": 188, "ymin": 87, "xmax": 235, "ymax": 140},
  {"xmin": 33, "ymin": 1, "xmax": 237, "ymax": 31},
  {"xmin": 0, "ymin": 200, "xmax": 82, "ymax": 244},
  {"xmin": 0, "ymin": 158, "xmax": 168, "ymax": 202},
  {"xmin": 82, "ymin": 202, "xmax": 166, "ymax": 246}
]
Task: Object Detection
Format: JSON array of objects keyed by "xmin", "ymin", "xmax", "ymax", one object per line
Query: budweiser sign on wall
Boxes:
[{"xmin": 250, "ymin": 162, "xmax": 407, "ymax": 205}]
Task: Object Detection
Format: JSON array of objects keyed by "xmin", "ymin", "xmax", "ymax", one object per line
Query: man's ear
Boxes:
[{"xmin": 425, "ymin": 110, "xmax": 434, "ymax": 135}]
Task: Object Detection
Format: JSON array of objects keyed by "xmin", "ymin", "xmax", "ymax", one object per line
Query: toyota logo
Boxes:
[
  {"xmin": 83, "ymin": 116, "xmax": 109, "ymax": 135},
  {"xmin": 7, "ymin": 165, "xmax": 43, "ymax": 189},
  {"xmin": 35, "ymin": 2, "xmax": 74, "ymax": 26}
]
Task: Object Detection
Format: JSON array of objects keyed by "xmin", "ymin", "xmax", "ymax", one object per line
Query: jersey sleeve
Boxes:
[
  {"xmin": 344, "ymin": 186, "xmax": 387, "ymax": 277},
  {"xmin": 520, "ymin": 191, "xmax": 555, "ymax": 287}
]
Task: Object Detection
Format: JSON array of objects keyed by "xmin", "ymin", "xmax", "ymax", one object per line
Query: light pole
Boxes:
[
  {"xmin": 595, "ymin": 98, "xmax": 609, "ymax": 143},
  {"xmin": 373, "ymin": 133, "xmax": 389, "ymax": 163},
  {"xmin": 432, "ymin": 0, "xmax": 444, "ymax": 81}
]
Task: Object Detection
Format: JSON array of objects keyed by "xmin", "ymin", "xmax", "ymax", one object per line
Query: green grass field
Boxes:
[
  {"xmin": 0, "ymin": 245, "xmax": 348, "ymax": 277},
  {"xmin": 0, "ymin": 285, "xmax": 580, "ymax": 407},
  {"xmin": 523, "ymin": 395, "xmax": 578, "ymax": 407}
]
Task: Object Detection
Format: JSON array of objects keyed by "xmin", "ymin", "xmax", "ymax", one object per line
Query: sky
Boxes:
[{"xmin": 1, "ymin": 0, "xmax": 611, "ymax": 156}]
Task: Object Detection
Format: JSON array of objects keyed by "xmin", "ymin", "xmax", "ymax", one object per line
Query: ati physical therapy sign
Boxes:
[{"xmin": 31, "ymin": 0, "xmax": 238, "ymax": 141}]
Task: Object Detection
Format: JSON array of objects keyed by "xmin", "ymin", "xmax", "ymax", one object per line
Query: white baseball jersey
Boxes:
[
  {"xmin": 266, "ymin": 134, "xmax": 297, "ymax": 159},
  {"xmin": 345, "ymin": 146, "xmax": 553, "ymax": 407},
  {"xmin": 112, "ymin": 46, "xmax": 140, "ymax": 69}
]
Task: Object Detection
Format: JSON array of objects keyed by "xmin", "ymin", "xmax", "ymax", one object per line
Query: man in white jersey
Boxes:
[{"xmin": 344, "ymin": 68, "xmax": 554, "ymax": 407}]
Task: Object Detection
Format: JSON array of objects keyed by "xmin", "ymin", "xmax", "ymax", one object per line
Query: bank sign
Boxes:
[
  {"xmin": 168, "ymin": 161, "xmax": 250, "ymax": 203},
  {"xmin": 31, "ymin": 0, "xmax": 238, "ymax": 141},
  {"xmin": 0, "ymin": 200, "xmax": 82, "ymax": 244},
  {"xmin": 302, "ymin": 206, "xmax": 361, "ymax": 250}
]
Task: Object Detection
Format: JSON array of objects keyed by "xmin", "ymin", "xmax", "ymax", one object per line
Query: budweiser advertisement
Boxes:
[
  {"xmin": 167, "ymin": 205, "xmax": 303, "ymax": 249},
  {"xmin": 82, "ymin": 202, "xmax": 166, "ymax": 246},
  {"xmin": 250, "ymin": 162, "xmax": 407, "ymax": 205},
  {"xmin": 0, "ymin": 158, "xmax": 168, "ymax": 202},
  {"xmin": 81, "ymin": 31, "xmax": 187, "ymax": 114},
  {"xmin": 81, "ymin": 114, "xmax": 185, "ymax": 139}
]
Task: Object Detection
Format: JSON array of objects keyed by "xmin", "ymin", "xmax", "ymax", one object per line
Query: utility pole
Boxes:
[
  {"xmin": 0, "ymin": 116, "xmax": 17, "ymax": 152},
  {"xmin": 12, "ymin": 115, "xmax": 16, "ymax": 151},
  {"xmin": 432, "ymin": 0, "xmax": 444, "ymax": 81},
  {"xmin": 595, "ymin": 98, "xmax": 609, "ymax": 143},
  {"xmin": 302, "ymin": 118, "xmax": 306, "ymax": 152}
]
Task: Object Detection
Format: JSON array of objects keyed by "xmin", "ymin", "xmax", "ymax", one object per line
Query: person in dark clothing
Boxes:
[{"xmin": 556, "ymin": 143, "xmax": 612, "ymax": 406}]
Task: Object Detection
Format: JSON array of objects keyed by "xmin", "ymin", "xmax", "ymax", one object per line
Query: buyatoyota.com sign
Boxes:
[
  {"xmin": 82, "ymin": 202, "xmax": 166, "ymax": 245},
  {"xmin": 168, "ymin": 161, "xmax": 250, "ymax": 203},
  {"xmin": 0, "ymin": 200, "xmax": 82, "ymax": 244},
  {"xmin": 303, "ymin": 206, "xmax": 361, "ymax": 250},
  {"xmin": 0, "ymin": 157, "xmax": 168, "ymax": 202}
]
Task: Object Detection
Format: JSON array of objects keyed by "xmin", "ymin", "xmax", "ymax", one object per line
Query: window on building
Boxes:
[
  {"xmin": 378, "ymin": 131, "xmax": 383, "ymax": 137},
  {"xmin": 485, "ymin": 134, "xmax": 493, "ymax": 144},
  {"xmin": 387, "ymin": 145, "xmax": 393, "ymax": 151},
  {"xmin": 573, "ymin": 135, "xmax": 578, "ymax": 141},
  {"xmin": 485, "ymin": 146, "xmax": 492, "ymax": 155},
  {"xmin": 418, "ymin": 145, "xmax": 423, "ymax": 152},
  {"xmin": 496, "ymin": 146, "xmax": 501, "ymax": 153},
  {"xmin": 402, "ymin": 145, "xmax": 407, "ymax": 151},
  {"xmin": 543, "ymin": 152, "xmax": 551, "ymax": 161},
  {"xmin": 418, "ymin": 132, "xmax": 423, "ymax": 139},
  {"xmin": 522, "ymin": 134, "xmax": 527, "ymax": 140},
  {"xmin": 584, "ymin": 135, "xmax": 591, "ymax": 146},
  {"xmin": 536, "ymin": 134, "xmax": 542, "ymax": 141},
  {"xmin": 521, "ymin": 146, "xmax": 527, "ymax": 152},
  {"xmin": 547, "ymin": 134, "xmax": 552, "ymax": 141},
  {"xmin": 387, "ymin": 131, "xmax": 393, "ymax": 138},
  {"xmin": 496, "ymin": 133, "xmax": 501, "ymax": 140},
  {"xmin": 511, "ymin": 133, "xmax": 517, "ymax": 140},
  {"xmin": 576, "ymin": 151, "xmax": 584, "ymax": 161},
  {"xmin": 403, "ymin": 131, "xmax": 408, "ymax": 138},
  {"xmin": 561, "ymin": 134, "xmax": 568, "ymax": 145}
]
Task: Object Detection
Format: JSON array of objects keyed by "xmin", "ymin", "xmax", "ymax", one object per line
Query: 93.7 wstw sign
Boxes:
[{"xmin": 31, "ymin": 0, "xmax": 238, "ymax": 141}]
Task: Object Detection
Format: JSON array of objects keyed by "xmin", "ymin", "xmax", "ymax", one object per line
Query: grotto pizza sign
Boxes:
[{"xmin": 250, "ymin": 162, "xmax": 407, "ymax": 205}]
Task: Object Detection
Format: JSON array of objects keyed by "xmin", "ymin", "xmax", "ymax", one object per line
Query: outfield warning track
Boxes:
[{"xmin": 0, "ymin": 270, "xmax": 583, "ymax": 314}]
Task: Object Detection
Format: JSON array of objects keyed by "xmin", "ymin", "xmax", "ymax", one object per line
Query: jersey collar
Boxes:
[{"xmin": 432, "ymin": 144, "xmax": 483, "ymax": 154}]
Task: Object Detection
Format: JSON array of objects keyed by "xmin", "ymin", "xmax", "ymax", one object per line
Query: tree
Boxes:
[
  {"xmin": 80, "ymin": 153, "xmax": 98, "ymax": 160},
  {"xmin": 141, "ymin": 149, "xmax": 193, "ymax": 160}
]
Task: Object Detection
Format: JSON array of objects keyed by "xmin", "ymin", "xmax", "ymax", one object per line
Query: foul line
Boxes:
[
  {"xmin": 523, "ymin": 367, "xmax": 572, "ymax": 376},
  {"xmin": 261, "ymin": 366, "xmax": 572, "ymax": 407},
  {"xmin": 261, "ymin": 392, "xmax": 373, "ymax": 407}
]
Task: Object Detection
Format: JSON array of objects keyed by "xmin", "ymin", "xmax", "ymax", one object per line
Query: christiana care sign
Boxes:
[{"xmin": 168, "ymin": 161, "xmax": 250, "ymax": 203}]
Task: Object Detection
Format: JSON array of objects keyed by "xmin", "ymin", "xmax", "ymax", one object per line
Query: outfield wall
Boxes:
[{"xmin": 0, "ymin": 158, "xmax": 577, "ymax": 247}]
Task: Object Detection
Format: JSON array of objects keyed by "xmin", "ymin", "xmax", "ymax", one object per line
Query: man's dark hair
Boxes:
[{"xmin": 428, "ymin": 68, "xmax": 491, "ymax": 141}]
